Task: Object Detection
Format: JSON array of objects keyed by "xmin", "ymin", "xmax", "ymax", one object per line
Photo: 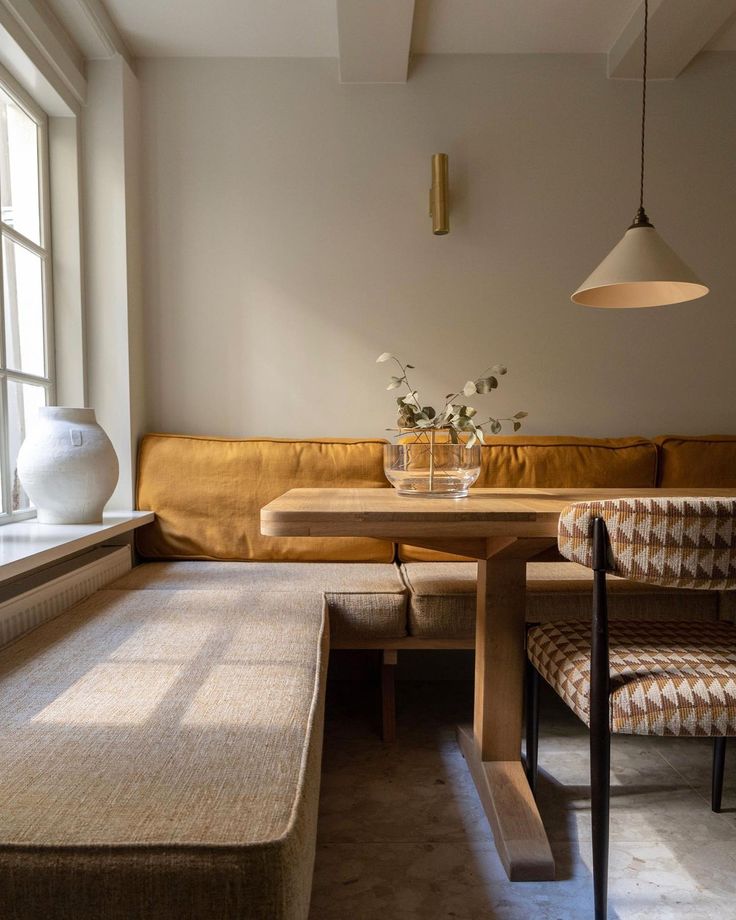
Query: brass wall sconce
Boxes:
[{"xmin": 430, "ymin": 153, "xmax": 449, "ymax": 235}]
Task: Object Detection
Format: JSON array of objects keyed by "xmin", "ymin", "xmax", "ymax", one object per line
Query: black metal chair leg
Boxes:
[
  {"xmin": 590, "ymin": 720, "xmax": 611, "ymax": 920},
  {"xmin": 590, "ymin": 518, "xmax": 611, "ymax": 920},
  {"xmin": 713, "ymin": 737, "xmax": 727, "ymax": 813},
  {"xmin": 525, "ymin": 659, "xmax": 539, "ymax": 796}
]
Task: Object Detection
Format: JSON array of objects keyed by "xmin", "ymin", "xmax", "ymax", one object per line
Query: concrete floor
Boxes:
[{"xmin": 309, "ymin": 680, "xmax": 736, "ymax": 920}]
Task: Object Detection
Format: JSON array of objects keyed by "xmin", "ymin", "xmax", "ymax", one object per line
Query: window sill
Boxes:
[{"xmin": 0, "ymin": 511, "xmax": 154, "ymax": 584}]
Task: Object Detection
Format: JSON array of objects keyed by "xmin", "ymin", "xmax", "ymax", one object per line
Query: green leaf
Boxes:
[
  {"xmin": 462, "ymin": 381, "xmax": 477, "ymax": 397},
  {"xmin": 376, "ymin": 353, "xmax": 396, "ymax": 363},
  {"xmin": 466, "ymin": 433, "xmax": 478, "ymax": 449},
  {"xmin": 492, "ymin": 364, "xmax": 508, "ymax": 376},
  {"xmin": 386, "ymin": 376, "xmax": 402, "ymax": 390},
  {"xmin": 513, "ymin": 421, "xmax": 521, "ymax": 432},
  {"xmin": 422, "ymin": 406, "xmax": 436, "ymax": 419},
  {"xmin": 513, "ymin": 411, "xmax": 528, "ymax": 419},
  {"xmin": 405, "ymin": 364, "xmax": 415, "ymax": 369},
  {"xmin": 491, "ymin": 420, "xmax": 502, "ymax": 434},
  {"xmin": 476, "ymin": 377, "xmax": 498, "ymax": 394}
]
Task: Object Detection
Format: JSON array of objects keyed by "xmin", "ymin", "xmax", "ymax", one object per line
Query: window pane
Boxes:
[
  {"xmin": 3, "ymin": 236, "xmax": 45, "ymax": 377},
  {"xmin": 7, "ymin": 379, "xmax": 46, "ymax": 512},
  {"xmin": 0, "ymin": 89, "xmax": 40, "ymax": 245}
]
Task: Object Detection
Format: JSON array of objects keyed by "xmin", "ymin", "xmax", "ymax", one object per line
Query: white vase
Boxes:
[{"xmin": 17, "ymin": 407, "xmax": 119, "ymax": 524}]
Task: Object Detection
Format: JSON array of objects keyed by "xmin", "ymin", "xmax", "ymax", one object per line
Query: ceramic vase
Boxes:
[{"xmin": 17, "ymin": 407, "xmax": 119, "ymax": 524}]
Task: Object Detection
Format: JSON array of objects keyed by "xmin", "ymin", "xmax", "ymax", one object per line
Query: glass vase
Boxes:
[{"xmin": 383, "ymin": 429, "xmax": 481, "ymax": 498}]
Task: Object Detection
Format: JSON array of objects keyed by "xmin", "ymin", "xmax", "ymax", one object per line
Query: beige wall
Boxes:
[
  {"xmin": 83, "ymin": 57, "xmax": 145, "ymax": 507},
  {"xmin": 139, "ymin": 53, "xmax": 736, "ymax": 440}
]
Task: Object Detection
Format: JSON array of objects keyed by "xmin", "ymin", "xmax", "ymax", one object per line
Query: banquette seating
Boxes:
[{"xmin": 0, "ymin": 432, "xmax": 732, "ymax": 919}]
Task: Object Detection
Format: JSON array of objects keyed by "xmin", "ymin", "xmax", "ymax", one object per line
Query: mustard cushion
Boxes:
[
  {"xmin": 399, "ymin": 436, "xmax": 658, "ymax": 562},
  {"xmin": 656, "ymin": 435, "xmax": 736, "ymax": 488},
  {"xmin": 136, "ymin": 434, "xmax": 394, "ymax": 562}
]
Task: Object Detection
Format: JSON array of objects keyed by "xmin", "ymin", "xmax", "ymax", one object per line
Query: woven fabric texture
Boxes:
[
  {"xmin": 112, "ymin": 561, "xmax": 408, "ymax": 639},
  {"xmin": 0, "ymin": 587, "xmax": 328, "ymax": 920},
  {"xmin": 558, "ymin": 498, "xmax": 736, "ymax": 590},
  {"xmin": 528, "ymin": 620, "xmax": 736, "ymax": 737},
  {"xmin": 401, "ymin": 562, "xmax": 718, "ymax": 639}
]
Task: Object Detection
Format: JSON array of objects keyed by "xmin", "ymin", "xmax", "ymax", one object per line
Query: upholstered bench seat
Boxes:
[
  {"xmin": 0, "ymin": 587, "xmax": 328, "ymax": 920},
  {"xmin": 401, "ymin": 562, "xmax": 721, "ymax": 639},
  {"xmin": 527, "ymin": 618, "xmax": 736, "ymax": 737},
  {"xmin": 113, "ymin": 561, "xmax": 408, "ymax": 640}
]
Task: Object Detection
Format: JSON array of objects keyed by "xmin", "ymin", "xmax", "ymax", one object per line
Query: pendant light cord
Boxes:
[
  {"xmin": 639, "ymin": 0, "xmax": 648, "ymax": 212},
  {"xmin": 631, "ymin": 0, "xmax": 652, "ymax": 227}
]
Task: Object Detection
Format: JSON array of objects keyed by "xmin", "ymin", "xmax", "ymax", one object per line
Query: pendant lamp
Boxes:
[{"xmin": 571, "ymin": 0, "xmax": 708, "ymax": 308}]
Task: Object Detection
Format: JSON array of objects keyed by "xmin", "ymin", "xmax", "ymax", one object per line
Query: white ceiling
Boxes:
[
  {"xmin": 88, "ymin": 0, "xmax": 736, "ymax": 58},
  {"xmin": 100, "ymin": 0, "xmax": 338, "ymax": 57}
]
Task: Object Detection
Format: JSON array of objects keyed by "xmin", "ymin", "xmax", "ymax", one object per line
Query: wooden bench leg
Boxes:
[{"xmin": 381, "ymin": 650, "xmax": 398, "ymax": 743}]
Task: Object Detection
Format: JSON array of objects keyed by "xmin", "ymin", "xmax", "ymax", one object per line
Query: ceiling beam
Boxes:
[
  {"xmin": 337, "ymin": 0, "xmax": 415, "ymax": 84},
  {"xmin": 47, "ymin": 0, "xmax": 133, "ymax": 66},
  {"xmin": 608, "ymin": 0, "xmax": 736, "ymax": 79}
]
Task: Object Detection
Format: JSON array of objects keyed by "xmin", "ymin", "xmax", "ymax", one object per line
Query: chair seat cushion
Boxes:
[
  {"xmin": 402, "ymin": 562, "xmax": 719, "ymax": 639},
  {"xmin": 527, "ymin": 619, "xmax": 736, "ymax": 737},
  {"xmin": 0, "ymin": 588, "xmax": 328, "ymax": 920},
  {"xmin": 112, "ymin": 561, "xmax": 408, "ymax": 640}
]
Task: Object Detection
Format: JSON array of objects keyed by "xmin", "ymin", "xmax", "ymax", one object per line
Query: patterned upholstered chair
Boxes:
[{"xmin": 524, "ymin": 498, "xmax": 736, "ymax": 920}]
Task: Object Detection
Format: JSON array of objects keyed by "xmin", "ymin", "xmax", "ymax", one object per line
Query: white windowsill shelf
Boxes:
[{"xmin": 0, "ymin": 511, "xmax": 154, "ymax": 583}]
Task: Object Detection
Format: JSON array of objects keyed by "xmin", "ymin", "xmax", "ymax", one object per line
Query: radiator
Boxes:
[{"xmin": 0, "ymin": 545, "xmax": 132, "ymax": 647}]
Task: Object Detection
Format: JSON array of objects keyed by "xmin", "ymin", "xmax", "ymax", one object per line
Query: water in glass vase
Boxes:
[{"xmin": 384, "ymin": 434, "xmax": 481, "ymax": 498}]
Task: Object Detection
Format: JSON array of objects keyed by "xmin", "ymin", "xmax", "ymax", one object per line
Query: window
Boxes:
[{"xmin": 0, "ymin": 67, "xmax": 53, "ymax": 522}]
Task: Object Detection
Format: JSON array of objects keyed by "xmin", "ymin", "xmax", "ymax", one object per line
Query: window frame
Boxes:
[{"xmin": 0, "ymin": 62, "xmax": 55, "ymax": 524}]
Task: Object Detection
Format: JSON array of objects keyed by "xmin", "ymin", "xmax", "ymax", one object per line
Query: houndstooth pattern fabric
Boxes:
[
  {"xmin": 558, "ymin": 498, "xmax": 736, "ymax": 590},
  {"xmin": 527, "ymin": 620, "xmax": 736, "ymax": 736}
]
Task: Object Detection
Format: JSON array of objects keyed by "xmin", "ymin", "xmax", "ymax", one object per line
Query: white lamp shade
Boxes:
[{"xmin": 571, "ymin": 225, "xmax": 709, "ymax": 308}]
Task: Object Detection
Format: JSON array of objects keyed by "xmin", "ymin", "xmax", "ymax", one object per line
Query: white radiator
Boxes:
[{"xmin": 0, "ymin": 545, "xmax": 132, "ymax": 647}]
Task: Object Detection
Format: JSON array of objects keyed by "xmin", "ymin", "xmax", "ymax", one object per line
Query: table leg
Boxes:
[{"xmin": 457, "ymin": 556, "xmax": 555, "ymax": 881}]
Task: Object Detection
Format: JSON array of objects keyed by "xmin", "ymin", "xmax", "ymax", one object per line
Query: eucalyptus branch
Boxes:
[
  {"xmin": 475, "ymin": 411, "xmax": 528, "ymax": 435},
  {"xmin": 376, "ymin": 353, "xmax": 527, "ymax": 446},
  {"xmin": 383, "ymin": 354, "xmax": 421, "ymax": 409}
]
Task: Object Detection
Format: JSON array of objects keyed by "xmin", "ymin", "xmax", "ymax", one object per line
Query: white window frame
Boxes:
[{"xmin": 0, "ymin": 62, "xmax": 55, "ymax": 524}]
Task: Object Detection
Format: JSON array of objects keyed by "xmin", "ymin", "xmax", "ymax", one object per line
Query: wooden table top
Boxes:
[{"xmin": 260, "ymin": 487, "xmax": 736, "ymax": 539}]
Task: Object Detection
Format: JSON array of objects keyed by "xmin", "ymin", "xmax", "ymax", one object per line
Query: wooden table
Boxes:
[{"xmin": 260, "ymin": 486, "xmax": 735, "ymax": 882}]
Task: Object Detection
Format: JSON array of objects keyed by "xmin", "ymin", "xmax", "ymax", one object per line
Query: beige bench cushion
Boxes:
[
  {"xmin": 0, "ymin": 588, "xmax": 327, "ymax": 920},
  {"xmin": 112, "ymin": 561, "xmax": 408, "ymax": 641},
  {"xmin": 402, "ymin": 562, "xmax": 720, "ymax": 639}
]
